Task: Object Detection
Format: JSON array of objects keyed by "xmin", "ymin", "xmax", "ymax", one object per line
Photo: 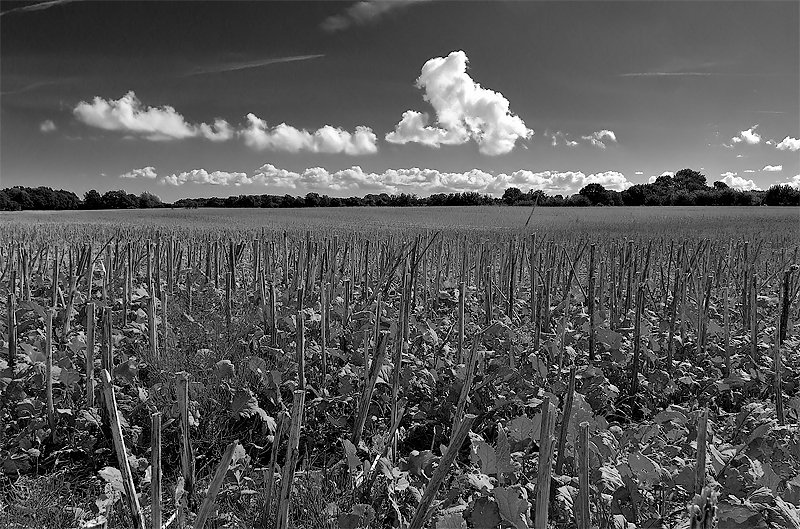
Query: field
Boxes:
[
  {"xmin": 1, "ymin": 206, "xmax": 799, "ymax": 529},
  {"xmin": 4, "ymin": 206, "xmax": 799, "ymax": 237}
]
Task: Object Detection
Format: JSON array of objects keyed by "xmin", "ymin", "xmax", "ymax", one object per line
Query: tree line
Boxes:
[
  {"xmin": 1, "ymin": 169, "xmax": 798, "ymax": 211},
  {"xmin": 0, "ymin": 187, "xmax": 163, "ymax": 211}
]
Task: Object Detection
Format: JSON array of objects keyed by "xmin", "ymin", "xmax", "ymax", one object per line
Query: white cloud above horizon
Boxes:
[
  {"xmin": 72, "ymin": 91, "xmax": 378, "ymax": 154},
  {"xmin": 544, "ymin": 130, "xmax": 579, "ymax": 147},
  {"xmin": 763, "ymin": 164, "xmax": 783, "ymax": 172},
  {"xmin": 73, "ymin": 91, "xmax": 233, "ymax": 142},
  {"xmin": 119, "ymin": 166, "xmax": 157, "ymax": 179},
  {"xmin": 581, "ymin": 129, "xmax": 617, "ymax": 149},
  {"xmin": 648, "ymin": 171, "xmax": 674, "ymax": 184},
  {"xmin": 159, "ymin": 163, "xmax": 634, "ymax": 197},
  {"xmin": 776, "ymin": 136, "xmax": 800, "ymax": 152},
  {"xmin": 162, "ymin": 169, "xmax": 251, "ymax": 186},
  {"xmin": 720, "ymin": 172, "xmax": 760, "ymax": 191},
  {"xmin": 728, "ymin": 125, "xmax": 761, "ymax": 146},
  {"xmin": 240, "ymin": 114, "xmax": 378, "ymax": 155},
  {"xmin": 776, "ymin": 175, "xmax": 800, "ymax": 189},
  {"xmin": 386, "ymin": 50, "xmax": 532, "ymax": 155},
  {"xmin": 39, "ymin": 119, "xmax": 56, "ymax": 133}
]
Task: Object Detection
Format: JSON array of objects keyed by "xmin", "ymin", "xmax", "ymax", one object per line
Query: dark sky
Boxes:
[{"xmin": 1, "ymin": 0, "xmax": 798, "ymax": 199}]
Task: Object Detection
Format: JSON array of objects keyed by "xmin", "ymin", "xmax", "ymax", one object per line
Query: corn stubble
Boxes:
[{"xmin": 0, "ymin": 214, "xmax": 798, "ymax": 529}]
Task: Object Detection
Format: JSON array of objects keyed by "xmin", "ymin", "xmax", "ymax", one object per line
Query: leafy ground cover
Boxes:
[{"xmin": 0, "ymin": 212, "xmax": 798, "ymax": 528}]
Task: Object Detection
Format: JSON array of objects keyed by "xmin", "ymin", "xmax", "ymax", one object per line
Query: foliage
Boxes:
[
  {"xmin": 3, "ymin": 167, "xmax": 797, "ymax": 211},
  {"xmin": 0, "ymin": 210, "xmax": 799, "ymax": 529}
]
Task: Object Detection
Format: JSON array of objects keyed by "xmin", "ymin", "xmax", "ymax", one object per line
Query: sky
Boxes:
[{"xmin": 1, "ymin": 0, "xmax": 798, "ymax": 201}]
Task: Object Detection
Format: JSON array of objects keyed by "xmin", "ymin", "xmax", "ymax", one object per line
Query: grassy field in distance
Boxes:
[{"xmin": 2, "ymin": 205, "xmax": 798, "ymax": 238}]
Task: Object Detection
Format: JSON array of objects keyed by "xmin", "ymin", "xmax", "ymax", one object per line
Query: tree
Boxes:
[
  {"xmin": 579, "ymin": 183, "xmax": 611, "ymax": 205},
  {"xmin": 763, "ymin": 185, "xmax": 800, "ymax": 206},
  {"xmin": 5, "ymin": 188, "xmax": 34, "ymax": 209},
  {"xmin": 102, "ymin": 190, "xmax": 138, "ymax": 209},
  {"xmin": 304, "ymin": 192, "xmax": 321, "ymax": 207},
  {"xmin": 713, "ymin": 181, "xmax": 729, "ymax": 190},
  {"xmin": 567, "ymin": 194, "xmax": 592, "ymax": 207},
  {"xmin": 502, "ymin": 187, "xmax": 523, "ymax": 205},
  {"xmin": 621, "ymin": 184, "xmax": 648, "ymax": 206},
  {"xmin": 176, "ymin": 198, "xmax": 199, "ymax": 209},
  {"xmin": 653, "ymin": 174, "xmax": 677, "ymax": 191},
  {"xmin": 673, "ymin": 169, "xmax": 707, "ymax": 192},
  {"xmin": 0, "ymin": 190, "xmax": 21, "ymax": 211},
  {"xmin": 138, "ymin": 192, "xmax": 163, "ymax": 208}
]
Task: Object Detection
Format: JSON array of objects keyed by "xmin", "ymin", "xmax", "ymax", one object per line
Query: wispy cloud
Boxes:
[
  {"xmin": 0, "ymin": 0, "xmax": 78, "ymax": 17},
  {"xmin": 0, "ymin": 80, "xmax": 58, "ymax": 96},
  {"xmin": 321, "ymin": 0, "xmax": 429, "ymax": 32},
  {"xmin": 581, "ymin": 130, "xmax": 617, "ymax": 149},
  {"xmin": 185, "ymin": 54, "xmax": 324, "ymax": 76},
  {"xmin": 620, "ymin": 72, "xmax": 788, "ymax": 78},
  {"xmin": 544, "ymin": 130, "xmax": 579, "ymax": 147},
  {"xmin": 762, "ymin": 164, "xmax": 783, "ymax": 172},
  {"xmin": 620, "ymin": 72, "xmax": 716, "ymax": 78}
]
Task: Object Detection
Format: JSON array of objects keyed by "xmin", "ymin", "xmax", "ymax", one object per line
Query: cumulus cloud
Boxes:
[
  {"xmin": 321, "ymin": 0, "xmax": 428, "ymax": 32},
  {"xmin": 198, "ymin": 119, "xmax": 234, "ymax": 142},
  {"xmin": 241, "ymin": 114, "xmax": 377, "ymax": 154},
  {"xmin": 743, "ymin": 169, "xmax": 755, "ymax": 173},
  {"xmin": 635, "ymin": 171, "xmax": 644, "ymax": 175},
  {"xmin": 762, "ymin": 164, "xmax": 783, "ymax": 172},
  {"xmin": 39, "ymin": 119, "xmax": 56, "ymax": 133},
  {"xmin": 776, "ymin": 136, "xmax": 800, "ymax": 152},
  {"xmin": 581, "ymin": 130, "xmax": 617, "ymax": 149},
  {"xmin": 386, "ymin": 50, "xmax": 532, "ymax": 155},
  {"xmin": 487, "ymin": 170, "xmax": 632, "ymax": 196},
  {"xmin": 648, "ymin": 171, "xmax": 674, "ymax": 184},
  {"xmin": 164, "ymin": 163, "xmax": 633, "ymax": 197},
  {"xmin": 119, "ymin": 166, "xmax": 157, "ymax": 179},
  {"xmin": 73, "ymin": 91, "xmax": 233, "ymax": 142},
  {"xmin": 247, "ymin": 165, "xmax": 497, "ymax": 194},
  {"xmin": 728, "ymin": 125, "xmax": 761, "ymax": 146},
  {"xmin": 73, "ymin": 91, "xmax": 374, "ymax": 154},
  {"xmin": 162, "ymin": 169, "xmax": 251, "ymax": 186},
  {"xmin": 721, "ymin": 173, "xmax": 760, "ymax": 191},
  {"xmin": 776, "ymin": 175, "xmax": 800, "ymax": 189},
  {"xmin": 544, "ymin": 130, "xmax": 578, "ymax": 147}
]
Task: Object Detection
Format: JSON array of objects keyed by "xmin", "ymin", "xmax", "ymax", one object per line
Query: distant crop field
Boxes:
[{"xmin": 2, "ymin": 205, "xmax": 798, "ymax": 239}]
